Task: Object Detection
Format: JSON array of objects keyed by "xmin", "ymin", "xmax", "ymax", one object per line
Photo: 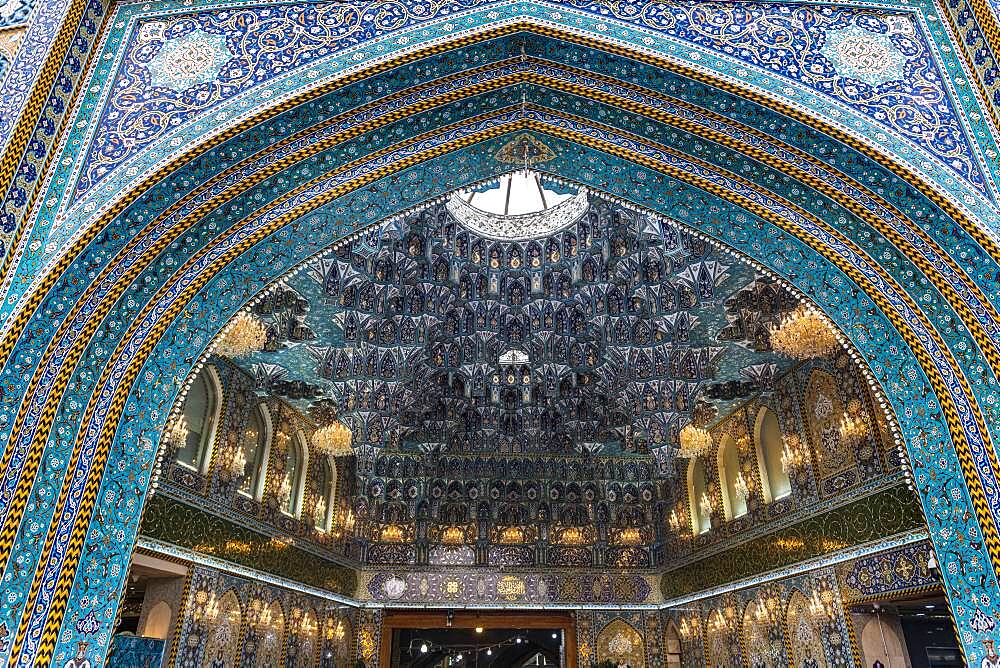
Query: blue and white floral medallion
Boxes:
[
  {"xmin": 821, "ymin": 24, "xmax": 910, "ymax": 87},
  {"xmin": 147, "ymin": 28, "xmax": 231, "ymax": 92}
]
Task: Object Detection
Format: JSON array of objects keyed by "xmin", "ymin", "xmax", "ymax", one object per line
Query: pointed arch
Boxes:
[
  {"xmin": 240, "ymin": 402, "xmax": 273, "ymax": 501},
  {"xmin": 282, "ymin": 430, "xmax": 309, "ymax": 518},
  {"xmin": 742, "ymin": 599, "xmax": 783, "ymax": 668},
  {"xmin": 687, "ymin": 457, "xmax": 711, "ymax": 535},
  {"xmin": 755, "ymin": 407, "xmax": 791, "ymax": 503},
  {"xmin": 143, "ymin": 601, "xmax": 172, "ymax": 641},
  {"xmin": 315, "ymin": 455, "xmax": 338, "ymax": 532},
  {"xmin": 201, "ymin": 590, "xmax": 242, "ymax": 668},
  {"xmin": 803, "ymin": 369, "xmax": 854, "ymax": 494},
  {"xmin": 786, "ymin": 591, "xmax": 828, "ymax": 668},
  {"xmin": 326, "ymin": 613, "xmax": 353, "ymax": 664},
  {"xmin": 717, "ymin": 434, "xmax": 747, "ymax": 520},
  {"xmin": 293, "ymin": 607, "xmax": 319, "ymax": 668},
  {"xmin": 257, "ymin": 600, "xmax": 286, "ymax": 667},
  {"xmin": 706, "ymin": 610, "xmax": 739, "ymax": 668},
  {"xmin": 176, "ymin": 364, "xmax": 223, "ymax": 474},
  {"xmin": 595, "ymin": 619, "xmax": 646, "ymax": 668},
  {"xmin": 664, "ymin": 619, "xmax": 682, "ymax": 667}
]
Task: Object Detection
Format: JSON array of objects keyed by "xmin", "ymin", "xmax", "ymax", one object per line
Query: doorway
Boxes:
[
  {"xmin": 851, "ymin": 594, "xmax": 961, "ymax": 668},
  {"xmin": 381, "ymin": 611, "xmax": 577, "ymax": 668}
]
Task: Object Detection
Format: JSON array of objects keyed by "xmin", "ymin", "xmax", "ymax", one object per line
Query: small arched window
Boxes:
[
  {"xmin": 718, "ymin": 435, "xmax": 748, "ymax": 520},
  {"xmin": 687, "ymin": 458, "xmax": 711, "ymax": 535},
  {"xmin": 282, "ymin": 432, "xmax": 308, "ymax": 517},
  {"xmin": 239, "ymin": 404, "xmax": 271, "ymax": 500},
  {"xmin": 315, "ymin": 457, "xmax": 337, "ymax": 531},
  {"xmin": 756, "ymin": 407, "xmax": 791, "ymax": 502},
  {"xmin": 176, "ymin": 366, "xmax": 221, "ymax": 473}
]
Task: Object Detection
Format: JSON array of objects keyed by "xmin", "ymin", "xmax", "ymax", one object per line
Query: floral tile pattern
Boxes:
[{"xmin": 72, "ymin": 1, "xmax": 988, "ymax": 199}]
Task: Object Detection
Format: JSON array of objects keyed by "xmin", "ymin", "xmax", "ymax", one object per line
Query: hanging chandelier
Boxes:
[
  {"xmin": 838, "ymin": 412, "xmax": 868, "ymax": 444},
  {"xmin": 165, "ymin": 414, "xmax": 189, "ymax": 447},
  {"xmin": 220, "ymin": 445, "xmax": 247, "ymax": 480},
  {"xmin": 698, "ymin": 492, "xmax": 714, "ymax": 523},
  {"xmin": 808, "ymin": 588, "xmax": 835, "ymax": 620},
  {"xmin": 734, "ymin": 471, "xmax": 751, "ymax": 501},
  {"xmin": 213, "ymin": 312, "xmax": 268, "ymax": 358},
  {"xmin": 678, "ymin": 617, "xmax": 698, "ymax": 639},
  {"xmin": 769, "ymin": 307, "xmax": 839, "ymax": 360},
  {"xmin": 312, "ymin": 421, "xmax": 354, "ymax": 457},
  {"xmin": 278, "ymin": 474, "xmax": 292, "ymax": 506},
  {"xmin": 780, "ymin": 437, "xmax": 805, "ymax": 473},
  {"xmin": 838, "ymin": 399, "xmax": 869, "ymax": 444},
  {"xmin": 678, "ymin": 424, "xmax": 714, "ymax": 459},
  {"xmin": 668, "ymin": 508, "xmax": 682, "ymax": 532}
]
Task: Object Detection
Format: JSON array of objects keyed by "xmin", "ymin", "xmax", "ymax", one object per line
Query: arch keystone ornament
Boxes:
[{"xmin": 0, "ymin": 2, "xmax": 999, "ymax": 666}]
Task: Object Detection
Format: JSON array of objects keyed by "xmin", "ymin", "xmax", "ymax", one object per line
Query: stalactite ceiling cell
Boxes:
[{"xmin": 235, "ymin": 180, "xmax": 800, "ymax": 463}]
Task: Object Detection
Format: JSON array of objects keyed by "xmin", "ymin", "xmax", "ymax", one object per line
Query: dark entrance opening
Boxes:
[
  {"xmin": 849, "ymin": 594, "xmax": 962, "ymax": 668},
  {"xmin": 393, "ymin": 627, "xmax": 561, "ymax": 667},
  {"xmin": 382, "ymin": 611, "xmax": 577, "ymax": 668}
]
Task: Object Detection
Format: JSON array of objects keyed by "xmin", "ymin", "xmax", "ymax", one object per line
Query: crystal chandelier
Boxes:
[
  {"xmin": 769, "ymin": 307, "xmax": 839, "ymax": 360},
  {"xmin": 278, "ymin": 474, "xmax": 292, "ymax": 506},
  {"xmin": 838, "ymin": 400, "xmax": 869, "ymax": 444},
  {"xmin": 780, "ymin": 437, "xmax": 804, "ymax": 473},
  {"xmin": 668, "ymin": 508, "xmax": 682, "ymax": 532},
  {"xmin": 498, "ymin": 526, "xmax": 528, "ymax": 544},
  {"xmin": 698, "ymin": 492, "xmax": 714, "ymax": 526},
  {"xmin": 614, "ymin": 527, "xmax": 643, "ymax": 546},
  {"xmin": 221, "ymin": 445, "xmax": 247, "ymax": 480},
  {"xmin": 312, "ymin": 421, "xmax": 353, "ymax": 457},
  {"xmin": 753, "ymin": 595, "xmax": 780, "ymax": 625},
  {"xmin": 165, "ymin": 414, "xmax": 189, "ymax": 447},
  {"xmin": 808, "ymin": 588, "xmax": 834, "ymax": 620},
  {"xmin": 194, "ymin": 591, "xmax": 221, "ymax": 623},
  {"xmin": 213, "ymin": 312, "xmax": 268, "ymax": 358},
  {"xmin": 311, "ymin": 496, "xmax": 326, "ymax": 521},
  {"xmin": 734, "ymin": 471, "xmax": 751, "ymax": 501},
  {"xmin": 838, "ymin": 412, "xmax": 868, "ymax": 443},
  {"xmin": 379, "ymin": 524, "xmax": 406, "ymax": 543},
  {"xmin": 440, "ymin": 526, "xmax": 467, "ymax": 545},
  {"xmin": 707, "ymin": 610, "xmax": 730, "ymax": 633},
  {"xmin": 678, "ymin": 424, "xmax": 714, "ymax": 459}
]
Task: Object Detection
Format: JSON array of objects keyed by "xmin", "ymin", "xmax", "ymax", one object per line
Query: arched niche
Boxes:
[
  {"xmin": 706, "ymin": 610, "xmax": 739, "ymax": 668},
  {"xmin": 785, "ymin": 591, "xmax": 828, "ymax": 668},
  {"xmin": 201, "ymin": 590, "xmax": 241, "ymax": 668},
  {"xmin": 281, "ymin": 430, "xmax": 309, "ymax": 518},
  {"xmin": 595, "ymin": 619, "xmax": 646, "ymax": 668},
  {"xmin": 142, "ymin": 600, "xmax": 172, "ymax": 641},
  {"xmin": 664, "ymin": 620, "xmax": 682, "ymax": 667},
  {"xmin": 717, "ymin": 434, "xmax": 747, "ymax": 520},
  {"xmin": 256, "ymin": 600, "xmax": 286, "ymax": 667},
  {"xmin": 322, "ymin": 614, "xmax": 353, "ymax": 666},
  {"xmin": 239, "ymin": 402, "xmax": 273, "ymax": 501},
  {"xmin": 291, "ymin": 607, "xmax": 319, "ymax": 668},
  {"xmin": 755, "ymin": 407, "xmax": 791, "ymax": 503},
  {"xmin": 741, "ymin": 600, "xmax": 783, "ymax": 668},
  {"xmin": 686, "ymin": 457, "xmax": 711, "ymax": 535},
  {"xmin": 315, "ymin": 456, "xmax": 337, "ymax": 532},
  {"xmin": 176, "ymin": 364, "xmax": 222, "ymax": 474},
  {"xmin": 802, "ymin": 370, "xmax": 855, "ymax": 496}
]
